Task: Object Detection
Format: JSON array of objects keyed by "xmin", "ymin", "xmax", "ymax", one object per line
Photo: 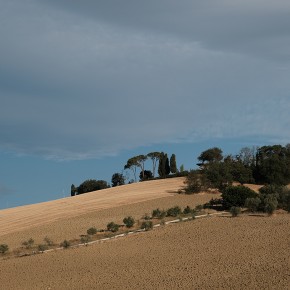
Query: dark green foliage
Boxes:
[
  {"xmin": 139, "ymin": 170, "xmax": 153, "ymax": 181},
  {"xmin": 255, "ymin": 145, "xmax": 290, "ymax": 185},
  {"xmin": 87, "ymin": 227, "xmax": 97, "ymax": 235},
  {"xmin": 152, "ymin": 208, "xmax": 166, "ymax": 219},
  {"xmin": 136, "ymin": 155, "xmax": 148, "ymax": 180},
  {"xmin": 22, "ymin": 238, "xmax": 35, "ymax": 249},
  {"xmin": 245, "ymin": 197, "xmax": 261, "ymax": 212},
  {"xmin": 183, "ymin": 206, "xmax": 193, "ymax": 215},
  {"xmin": 141, "ymin": 221, "xmax": 153, "ymax": 231},
  {"xmin": 38, "ymin": 244, "xmax": 48, "ymax": 253},
  {"xmin": 80, "ymin": 235, "xmax": 91, "ymax": 245},
  {"xmin": 230, "ymin": 206, "xmax": 241, "ymax": 217},
  {"xmin": 221, "ymin": 186, "xmax": 257, "ymax": 209},
  {"xmin": 263, "ymin": 195, "xmax": 278, "ymax": 215},
  {"xmin": 143, "ymin": 213, "xmax": 152, "ymax": 220},
  {"xmin": 204, "ymin": 161, "xmax": 233, "ymax": 190},
  {"xmin": 198, "ymin": 147, "xmax": 223, "ymax": 164},
  {"xmin": 123, "ymin": 216, "xmax": 135, "ymax": 228},
  {"xmin": 184, "ymin": 170, "xmax": 209, "ymax": 193},
  {"xmin": 71, "ymin": 184, "xmax": 77, "ymax": 196},
  {"xmin": 60, "ymin": 240, "xmax": 71, "ymax": 248},
  {"xmin": 170, "ymin": 154, "xmax": 177, "ymax": 174},
  {"xmin": 107, "ymin": 222, "xmax": 120, "ymax": 232},
  {"xmin": 0, "ymin": 244, "xmax": 9, "ymax": 254},
  {"xmin": 111, "ymin": 173, "xmax": 125, "ymax": 187},
  {"xmin": 77, "ymin": 179, "xmax": 109, "ymax": 195},
  {"xmin": 158, "ymin": 152, "xmax": 170, "ymax": 178},
  {"xmin": 166, "ymin": 206, "xmax": 182, "ymax": 217}
]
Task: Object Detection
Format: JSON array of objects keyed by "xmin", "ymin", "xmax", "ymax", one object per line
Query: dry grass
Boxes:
[{"xmin": 0, "ymin": 177, "xmax": 289, "ymax": 289}]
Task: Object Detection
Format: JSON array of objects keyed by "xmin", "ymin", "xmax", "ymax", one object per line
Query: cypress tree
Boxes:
[{"xmin": 170, "ymin": 154, "xmax": 177, "ymax": 174}]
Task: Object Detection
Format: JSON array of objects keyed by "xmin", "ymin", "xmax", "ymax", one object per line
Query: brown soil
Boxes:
[{"xmin": 0, "ymin": 178, "xmax": 289, "ymax": 289}]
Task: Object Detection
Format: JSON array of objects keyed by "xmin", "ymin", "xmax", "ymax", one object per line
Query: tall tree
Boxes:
[
  {"xmin": 165, "ymin": 154, "xmax": 170, "ymax": 176},
  {"xmin": 136, "ymin": 155, "xmax": 147, "ymax": 180},
  {"xmin": 158, "ymin": 152, "xmax": 170, "ymax": 178},
  {"xmin": 147, "ymin": 152, "xmax": 161, "ymax": 177},
  {"xmin": 124, "ymin": 157, "xmax": 139, "ymax": 182},
  {"xmin": 170, "ymin": 154, "xmax": 177, "ymax": 174},
  {"xmin": 158, "ymin": 152, "xmax": 166, "ymax": 178}
]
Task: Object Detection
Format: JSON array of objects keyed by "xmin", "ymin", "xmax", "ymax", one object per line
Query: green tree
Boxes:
[
  {"xmin": 197, "ymin": 147, "xmax": 223, "ymax": 164},
  {"xmin": 111, "ymin": 173, "xmax": 125, "ymax": 187},
  {"xmin": 77, "ymin": 179, "xmax": 109, "ymax": 194},
  {"xmin": 158, "ymin": 152, "xmax": 166, "ymax": 178},
  {"xmin": 255, "ymin": 145, "xmax": 290, "ymax": 185},
  {"xmin": 170, "ymin": 154, "xmax": 177, "ymax": 174},
  {"xmin": 107, "ymin": 222, "xmax": 120, "ymax": 232},
  {"xmin": 136, "ymin": 155, "xmax": 147, "ymax": 180},
  {"xmin": 124, "ymin": 157, "xmax": 140, "ymax": 182},
  {"xmin": 147, "ymin": 152, "xmax": 161, "ymax": 177},
  {"xmin": 139, "ymin": 170, "xmax": 153, "ymax": 181},
  {"xmin": 87, "ymin": 227, "xmax": 97, "ymax": 235},
  {"xmin": 71, "ymin": 184, "xmax": 77, "ymax": 196},
  {"xmin": 221, "ymin": 186, "xmax": 257, "ymax": 209},
  {"xmin": 123, "ymin": 216, "xmax": 135, "ymax": 228}
]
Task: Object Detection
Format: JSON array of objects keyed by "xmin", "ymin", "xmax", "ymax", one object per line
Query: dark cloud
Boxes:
[{"xmin": 0, "ymin": 0, "xmax": 290, "ymax": 160}]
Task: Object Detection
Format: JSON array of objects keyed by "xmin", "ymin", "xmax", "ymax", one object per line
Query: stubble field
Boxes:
[{"xmin": 0, "ymin": 178, "xmax": 289, "ymax": 289}]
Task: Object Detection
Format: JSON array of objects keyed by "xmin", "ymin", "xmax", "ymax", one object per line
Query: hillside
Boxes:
[
  {"xmin": 0, "ymin": 178, "xmax": 185, "ymax": 237},
  {"xmin": 0, "ymin": 177, "xmax": 289, "ymax": 289}
]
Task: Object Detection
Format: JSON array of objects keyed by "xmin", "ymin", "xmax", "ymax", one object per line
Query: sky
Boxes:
[{"xmin": 1, "ymin": 0, "xmax": 290, "ymax": 209}]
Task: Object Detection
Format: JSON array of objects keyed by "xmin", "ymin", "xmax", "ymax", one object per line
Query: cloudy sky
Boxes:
[{"xmin": 1, "ymin": 0, "xmax": 290, "ymax": 209}]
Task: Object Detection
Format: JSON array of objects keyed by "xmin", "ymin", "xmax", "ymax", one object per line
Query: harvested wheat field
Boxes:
[{"xmin": 0, "ymin": 178, "xmax": 289, "ymax": 289}]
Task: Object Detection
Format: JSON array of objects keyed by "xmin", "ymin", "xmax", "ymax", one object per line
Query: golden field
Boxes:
[{"xmin": 0, "ymin": 177, "xmax": 289, "ymax": 289}]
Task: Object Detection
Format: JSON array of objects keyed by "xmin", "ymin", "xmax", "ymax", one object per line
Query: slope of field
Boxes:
[
  {"xmin": 0, "ymin": 178, "xmax": 186, "ymax": 237},
  {"xmin": 1, "ymin": 213, "xmax": 289, "ymax": 290}
]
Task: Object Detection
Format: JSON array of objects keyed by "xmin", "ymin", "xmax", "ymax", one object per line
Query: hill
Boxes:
[{"xmin": 0, "ymin": 177, "xmax": 289, "ymax": 289}]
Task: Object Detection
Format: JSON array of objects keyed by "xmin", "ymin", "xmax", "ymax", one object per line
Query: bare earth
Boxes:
[{"xmin": 0, "ymin": 178, "xmax": 289, "ymax": 289}]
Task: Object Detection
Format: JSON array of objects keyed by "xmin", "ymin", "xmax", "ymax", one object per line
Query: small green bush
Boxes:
[
  {"xmin": 143, "ymin": 213, "xmax": 151, "ymax": 220},
  {"xmin": 44, "ymin": 236, "xmax": 54, "ymax": 246},
  {"xmin": 152, "ymin": 208, "xmax": 166, "ymax": 219},
  {"xmin": 38, "ymin": 244, "xmax": 48, "ymax": 253},
  {"xmin": 166, "ymin": 206, "xmax": 182, "ymax": 217},
  {"xmin": 230, "ymin": 206, "xmax": 241, "ymax": 217},
  {"xmin": 123, "ymin": 216, "xmax": 135, "ymax": 228},
  {"xmin": 195, "ymin": 204, "xmax": 204, "ymax": 212},
  {"xmin": 183, "ymin": 206, "xmax": 192, "ymax": 215},
  {"xmin": 22, "ymin": 238, "xmax": 35, "ymax": 249},
  {"xmin": 141, "ymin": 221, "xmax": 153, "ymax": 231},
  {"xmin": 60, "ymin": 240, "xmax": 71, "ymax": 249},
  {"xmin": 245, "ymin": 197, "xmax": 261, "ymax": 212},
  {"xmin": 263, "ymin": 195, "xmax": 278, "ymax": 215},
  {"xmin": 87, "ymin": 227, "xmax": 97, "ymax": 235},
  {"xmin": 222, "ymin": 186, "xmax": 257, "ymax": 209},
  {"xmin": 80, "ymin": 235, "xmax": 91, "ymax": 245},
  {"xmin": 107, "ymin": 222, "xmax": 120, "ymax": 232},
  {"xmin": 0, "ymin": 244, "xmax": 9, "ymax": 254}
]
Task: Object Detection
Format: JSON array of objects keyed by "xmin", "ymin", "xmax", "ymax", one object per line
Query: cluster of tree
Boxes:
[
  {"xmin": 186, "ymin": 145, "xmax": 290, "ymax": 192},
  {"xmin": 185, "ymin": 144, "xmax": 290, "ymax": 214},
  {"xmin": 124, "ymin": 152, "xmax": 178, "ymax": 182},
  {"xmin": 71, "ymin": 179, "xmax": 110, "ymax": 196}
]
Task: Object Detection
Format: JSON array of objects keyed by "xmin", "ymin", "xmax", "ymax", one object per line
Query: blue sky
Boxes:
[{"xmin": 1, "ymin": 0, "xmax": 290, "ymax": 209}]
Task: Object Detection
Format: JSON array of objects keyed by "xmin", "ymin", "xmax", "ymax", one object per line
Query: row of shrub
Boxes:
[{"xmin": 1, "ymin": 204, "xmax": 205, "ymax": 256}]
